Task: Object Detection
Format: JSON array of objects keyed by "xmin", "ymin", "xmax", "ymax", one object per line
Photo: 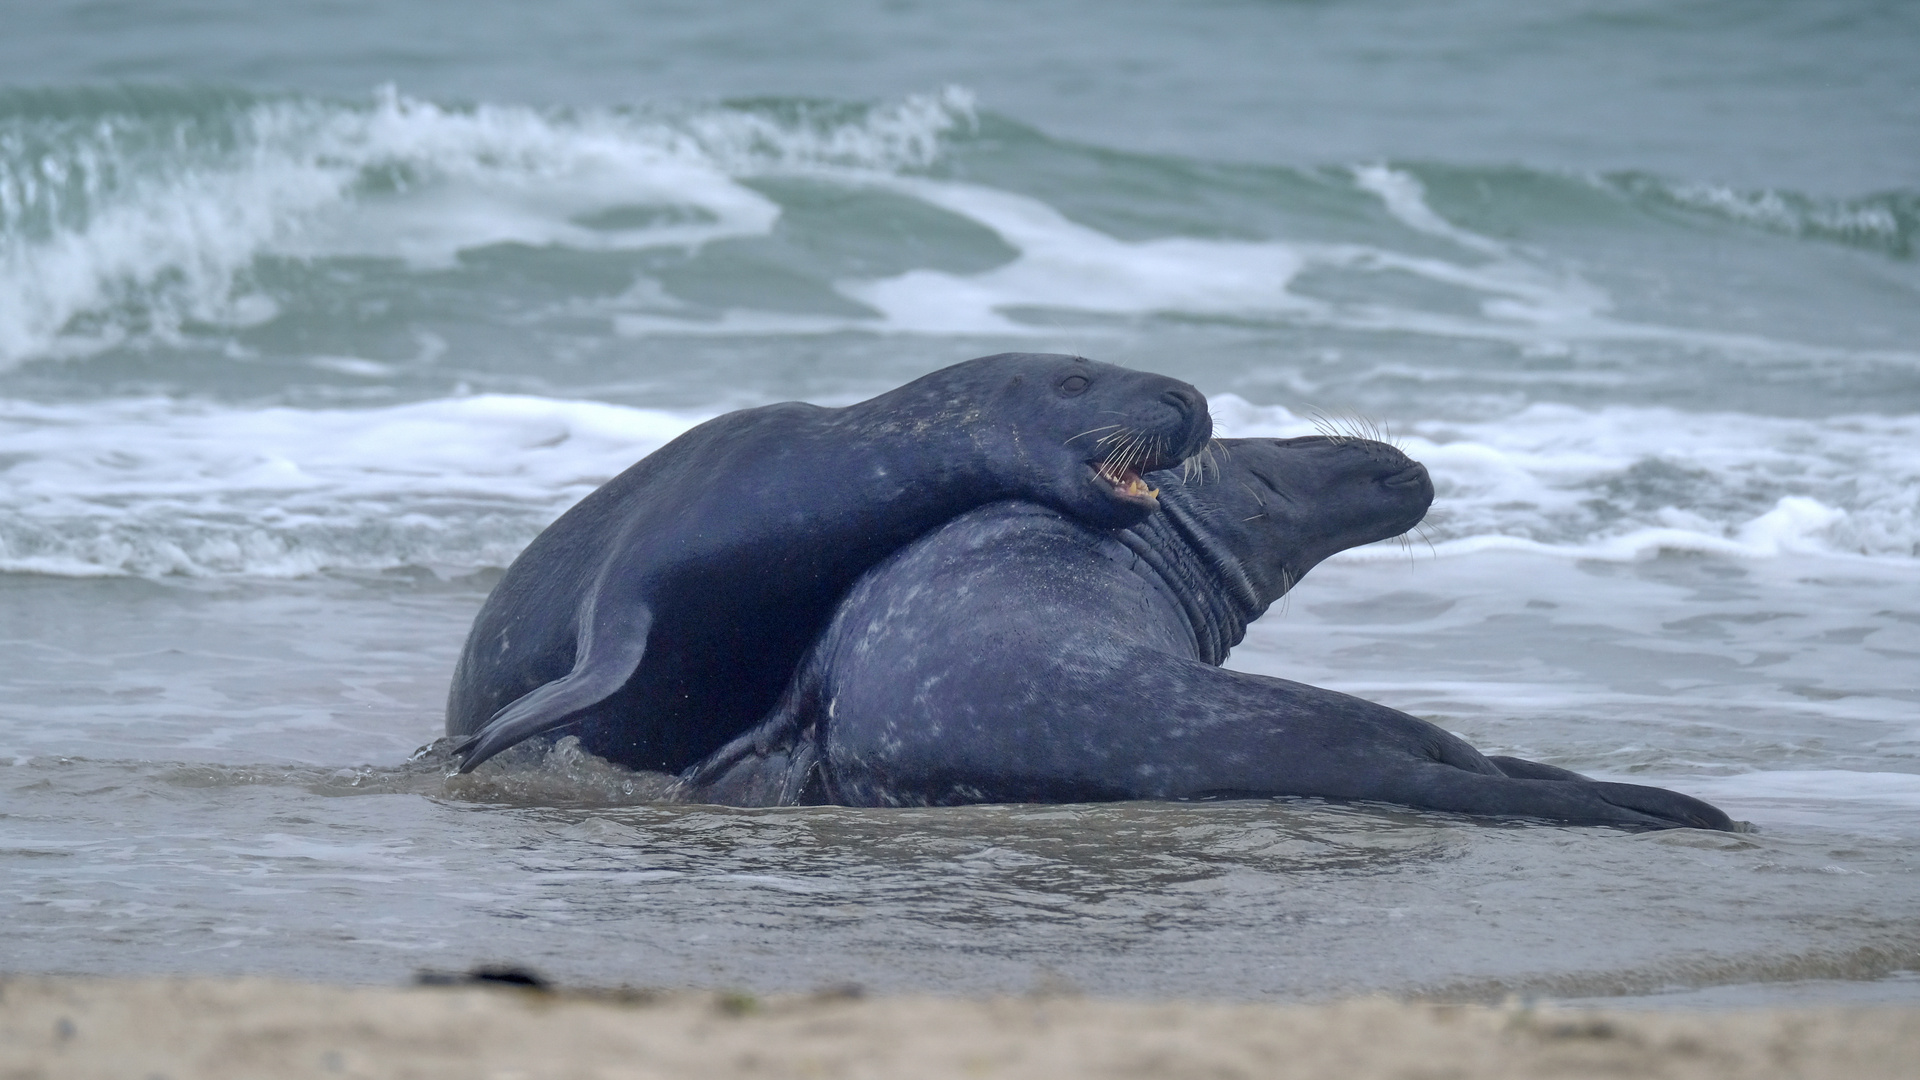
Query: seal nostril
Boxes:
[
  {"xmin": 1158, "ymin": 387, "xmax": 1213, "ymax": 458},
  {"xmin": 1382, "ymin": 464, "xmax": 1430, "ymax": 489}
]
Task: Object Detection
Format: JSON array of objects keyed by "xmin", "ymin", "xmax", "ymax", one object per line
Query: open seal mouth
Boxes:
[
  {"xmin": 1079, "ymin": 407, "xmax": 1212, "ymax": 506},
  {"xmin": 1094, "ymin": 460, "xmax": 1159, "ymax": 500}
]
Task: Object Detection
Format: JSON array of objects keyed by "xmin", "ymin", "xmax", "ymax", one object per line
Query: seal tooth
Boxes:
[{"xmin": 1097, "ymin": 462, "xmax": 1157, "ymax": 499}]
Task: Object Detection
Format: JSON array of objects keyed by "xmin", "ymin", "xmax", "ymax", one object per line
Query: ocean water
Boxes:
[{"xmin": 3, "ymin": 0, "xmax": 1918, "ymax": 1004}]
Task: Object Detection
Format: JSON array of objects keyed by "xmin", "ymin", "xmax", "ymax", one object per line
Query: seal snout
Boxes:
[
  {"xmin": 1383, "ymin": 462, "xmax": 1430, "ymax": 489},
  {"xmin": 1158, "ymin": 385, "xmax": 1214, "ymax": 463},
  {"xmin": 1375, "ymin": 459, "xmax": 1435, "ymax": 539},
  {"xmin": 1081, "ymin": 381, "xmax": 1212, "ymax": 508},
  {"xmin": 1160, "ymin": 386, "xmax": 1204, "ymax": 425}
]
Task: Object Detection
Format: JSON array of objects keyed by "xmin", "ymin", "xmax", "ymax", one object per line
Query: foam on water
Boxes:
[
  {"xmin": 7, "ymin": 86, "xmax": 1915, "ymax": 381},
  {"xmin": 3, "ymin": 389, "xmax": 1916, "ymax": 578},
  {"xmin": 1211, "ymin": 395, "xmax": 1920, "ymax": 562},
  {"xmin": 1609, "ymin": 172, "xmax": 1919, "ymax": 258},
  {"xmin": 1678, "ymin": 771, "xmax": 1920, "ymax": 839},
  {"xmin": 619, "ymin": 165, "xmax": 1920, "ymax": 375},
  {"xmin": 1686, "ymin": 770, "xmax": 1920, "ymax": 807},
  {"xmin": 0, "ymin": 394, "xmax": 694, "ymax": 576},
  {"xmin": 0, "ymin": 86, "xmax": 977, "ymax": 364}
]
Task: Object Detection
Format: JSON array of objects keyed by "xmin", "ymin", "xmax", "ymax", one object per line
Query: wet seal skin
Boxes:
[
  {"xmin": 684, "ymin": 436, "xmax": 1734, "ymax": 831},
  {"xmin": 446, "ymin": 352, "xmax": 1212, "ymax": 774}
]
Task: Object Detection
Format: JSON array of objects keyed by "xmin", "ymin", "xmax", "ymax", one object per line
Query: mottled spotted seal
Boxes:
[{"xmin": 685, "ymin": 435, "xmax": 1733, "ymax": 831}]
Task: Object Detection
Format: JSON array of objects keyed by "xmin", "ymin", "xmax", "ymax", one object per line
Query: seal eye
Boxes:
[{"xmin": 1057, "ymin": 375, "xmax": 1091, "ymax": 396}]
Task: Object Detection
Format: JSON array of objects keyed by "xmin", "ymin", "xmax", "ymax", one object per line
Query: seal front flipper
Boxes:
[
  {"xmin": 454, "ymin": 598, "xmax": 654, "ymax": 773},
  {"xmin": 676, "ymin": 672, "xmax": 826, "ymax": 806}
]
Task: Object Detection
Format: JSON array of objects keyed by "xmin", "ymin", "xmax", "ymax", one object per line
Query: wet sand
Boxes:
[{"xmin": 4, "ymin": 975, "xmax": 1916, "ymax": 1079}]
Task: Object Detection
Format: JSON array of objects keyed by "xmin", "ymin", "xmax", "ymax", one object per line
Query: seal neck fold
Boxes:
[{"xmin": 1115, "ymin": 484, "xmax": 1265, "ymax": 666}]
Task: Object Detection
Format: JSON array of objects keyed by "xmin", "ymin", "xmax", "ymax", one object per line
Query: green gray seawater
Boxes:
[{"xmin": 2, "ymin": 0, "xmax": 1917, "ymax": 1003}]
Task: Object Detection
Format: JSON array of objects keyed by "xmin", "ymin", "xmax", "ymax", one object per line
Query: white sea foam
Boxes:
[
  {"xmin": 620, "ymin": 170, "xmax": 1615, "ymax": 341},
  {"xmin": 1678, "ymin": 770, "xmax": 1920, "ymax": 835},
  {"xmin": 1212, "ymin": 394, "xmax": 1920, "ymax": 562},
  {"xmin": 613, "ymin": 167, "xmax": 1918, "ymax": 371},
  {"xmin": 1683, "ymin": 771, "xmax": 1920, "ymax": 807},
  {"xmin": 0, "ymin": 394, "xmax": 696, "ymax": 576},
  {"xmin": 10, "ymin": 89, "xmax": 1912, "ymax": 371},
  {"xmin": 0, "ymin": 87, "xmax": 979, "ymax": 364},
  {"xmin": 1613, "ymin": 173, "xmax": 1916, "ymax": 255},
  {"xmin": 1, "ymin": 390, "xmax": 1916, "ymax": 578}
]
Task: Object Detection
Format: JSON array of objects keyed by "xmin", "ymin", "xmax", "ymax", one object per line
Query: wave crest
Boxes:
[
  {"xmin": 1611, "ymin": 172, "xmax": 1918, "ymax": 258},
  {"xmin": 0, "ymin": 85, "xmax": 979, "ymax": 365}
]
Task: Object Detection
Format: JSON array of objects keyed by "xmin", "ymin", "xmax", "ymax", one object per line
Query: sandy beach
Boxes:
[{"xmin": 4, "ymin": 975, "xmax": 1917, "ymax": 1080}]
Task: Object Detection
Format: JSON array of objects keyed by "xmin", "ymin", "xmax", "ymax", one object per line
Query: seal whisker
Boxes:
[
  {"xmin": 1308, "ymin": 408, "xmax": 1400, "ymax": 449},
  {"xmin": 1204, "ymin": 438, "xmax": 1229, "ymax": 483},
  {"xmin": 1067, "ymin": 424, "xmax": 1124, "ymax": 445},
  {"xmin": 1308, "ymin": 408, "xmax": 1348, "ymax": 446},
  {"xmin": 1099, "ymin": 433, "xmax": 1142, "ymax": 483}
]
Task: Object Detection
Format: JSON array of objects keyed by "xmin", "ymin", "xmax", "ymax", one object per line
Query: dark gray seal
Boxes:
[
  {"xmin": 447, "ymin": 352, "xmax": 1212, "ymax": 774},
  {"xmin": 683, "ymin": 435, "xmax": 1734, "ymax": 831}
]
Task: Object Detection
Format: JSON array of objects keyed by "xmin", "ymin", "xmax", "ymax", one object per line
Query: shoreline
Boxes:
[{"xmin": 5, "ymin": 975, "xmax": 1918, "ymax": 1079}]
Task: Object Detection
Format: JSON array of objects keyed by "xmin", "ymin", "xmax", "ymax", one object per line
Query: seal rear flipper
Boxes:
[
  {"xmin": 1586, "ymin": 780, "xmax": 1735, "ymax": 832},
  {"xmin": 1396, "ymin": 763, "xmax": 1735, "ymax": 831},
  {"xmin": 455, "ymin": 601, "xmax": 654, "ymax": 773}
]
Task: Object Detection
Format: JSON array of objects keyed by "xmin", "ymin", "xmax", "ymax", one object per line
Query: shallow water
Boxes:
[
  {"xmin": 3, "ymin": 0, "xmax": 1918, "ymax": 1005},
  {"xmin": 5, "ymin": 553, "xmax": 1917, "ymax": 1003}
]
